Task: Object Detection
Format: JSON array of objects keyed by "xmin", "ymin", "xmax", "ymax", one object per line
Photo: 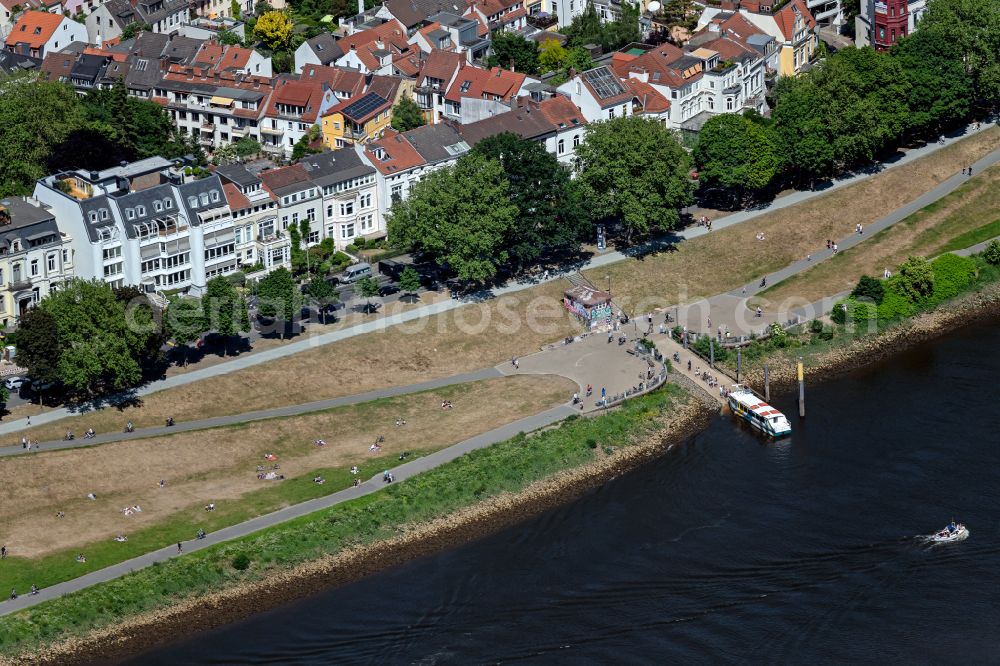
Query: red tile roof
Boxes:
[
  {"xmin": 5, "ymin": 11, "xmax": 62, "ymax": 50},
  {"xmin": 339, "ymin": 19, "xmax": 410, "ymax": 71},
  {"xmin": 536, "ymin": 94, "xmax": 587, "ymax": 128},
  {"xmin": 773, "ymin": 0, "xmax": 817, "ymax": 41},
  {"xmin": 300, "ymin": 64, "xmax": 365, "ymax": 98},
  {"xmin": 222, "ymin": 182, "xmax": 251, "ymax": 211},
  {"xmin": 266, "ymin": 78, "xmax": 325, "ymax": 122},
  {"xmin": 192, "ymin": 42, "xmax": 254, "ymax": 71},
  {"xmin": 364, "ymin": 128, "xmax": 426, "ymax": 175},
  {"xmin": 417, "ymin": 48, "xmax": 464, "ymax": 86},
  {"xmin": 260, "ymin": 164, "xmax": 311, "ymax": 197},
  {"xmin": 626, "ymin": 79, "xmax": 669, "ymax": 113},
  {"xmin": 446, "ymin": 65, "xmax": 525, "ymax": 103}
]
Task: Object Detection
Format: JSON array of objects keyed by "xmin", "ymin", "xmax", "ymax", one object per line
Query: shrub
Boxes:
[
  {"xmin": 851, "ymin": 274, "xmax": 884, "ymax": 304},
  {"xmin": 929, "ymin": 253, "xmax": 977, "ymax": 302},
  {"xmin": 852, "ymin": 300, "xmax": 877, "ymax": 325},
  {"xmin": 984, "ymin": 240, "xmax": 1000, "ymax": 266},
  {"xmin": 808, "ymin": 319, "xmax": 823, "ymax": 334},
  {"xmin": 831, "ymin": 298, "xmax": 851, "ymax": 324},
  {"xmin": 586, "ymin": 438, "xmax": 597, "ymax": 449},
  {"xmin": 819, "ymin": 326, "xmax": 834, "ymax": 341},
  {"xmin": 876, "ymin": 284, "xmax": 913, "ymax": 320},
  {"xmin": 896, "ymin": 255, "xmax": 935, "ymax": 303},
  {"xmin": 231, "ymin": 553, "xmax": 250, "ymax": 571}
]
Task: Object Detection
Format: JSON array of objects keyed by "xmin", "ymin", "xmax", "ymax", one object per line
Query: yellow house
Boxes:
[{"xmin": 322, "ymin": 91, "xmax": 396, "ymax": 150}]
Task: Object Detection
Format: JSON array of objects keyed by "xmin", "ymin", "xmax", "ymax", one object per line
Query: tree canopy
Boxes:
[
  {"xmin": 471, "ymin": 132, "xmax": 589, "ymax": 268},
  {"xmin": 390, "ymin": 95, "xmax": 426, "ymax": 132},
  {"xmin": 694, "ymin": 114, "xmax": 781, "ymax": 199},
  {"xmin": 254, "ymin": 11, "xmax": 293, "ymax": 51},
  {"xmin": 25, "ymin": 279, "xmax": 160, "ymax": 396},
  {"xmin": 387, "ymin": 153, "xmax": 518, "ymax": 285},
  {"xmin": 488, "ymin": 31, "xmax": 539, "ymax": 75},
  {"xmin": 564, "ymin": 2, "xmax": 639, "ymax": 53},
  {"xmin": 256, "ymin": 266, "xmax": 302, "ymax": 335},
  {"xmin": 575, "ymin": 116, "xmax": 694, "ymax": 242}
]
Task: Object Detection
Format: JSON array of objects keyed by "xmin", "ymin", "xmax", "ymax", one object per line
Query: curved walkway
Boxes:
[{"xmin": 0, "ymin": 121, "xmax": 993, "ymax": 438}]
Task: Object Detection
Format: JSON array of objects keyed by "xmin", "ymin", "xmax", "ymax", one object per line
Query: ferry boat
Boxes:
[{"xmin": 726, "ymin": 384, "xmax": 792, "ymax": 438}]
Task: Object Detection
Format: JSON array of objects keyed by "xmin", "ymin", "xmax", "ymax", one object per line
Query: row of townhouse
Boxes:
[{"xmin": 18, "ymin": 150, "xmax": 381, "ymax": 305}]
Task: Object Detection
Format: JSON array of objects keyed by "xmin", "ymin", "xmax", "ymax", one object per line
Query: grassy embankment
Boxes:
[
  {"xmin": 0, "ymin": 374, "xmax": 572, "ymax": 594},
  {"xmin": 12, "ymin": 126, "xmax": 1000, "ymax": 440},
  {"xmin": 702, "ymin": 159, "xmax": 1000, "ymax": 379},
  {"xmin": 0, "ymin": 384, "xmax": 691, "ymax": 658},
  {"xmin": 754, "ymin": 162, "xmax": 1000, "ymax": 309}
]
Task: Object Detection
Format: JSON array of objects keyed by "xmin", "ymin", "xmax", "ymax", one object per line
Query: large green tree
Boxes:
[
  {"xmin": 812, "ymin": 47, "xmax": 910, "ymax": 168},
  {"xmin": 303, "ymin": 274, "xmax": 338, "ymax": 323},
  {"xmin": 355, "ymin": 275, "xmax": 380, "ymax": 314},
  {"xmin": 165, "ymin": 296, "xmax": 207, "ymax": 365},
  {"xmin": 387, "ymin": 153, "xmax": 518, "ymax": 285},
  {"xmin": 488, "ymin": 31, "xmax": 539, "ymax": 74},
  {"xmin": 575, "ymin": 116, "xmax": 694, "ymax": 243},
  {"xmin": 398, "ymin": 266, "xmax": 421, "ymax": 301},
  {"xmin": 0, "ymin": 74, "xmax": 84, "ymax": 197},
  {"xmin": 919, "ymin": 0, "xmax": 1000, "ymax": 106},
  {"xmin": 32, "ymin": 279, "xmax": 159, "ymax": 396},
  {"xmin": 564, "ymin": 2, "xmax": 639, "ymax": 52},
  {"xmin": 891, "ymin": 26, "xmax": 974, "ymax": 138},
  {"xmin": 256, "ymin": 266, "xmax": 302, "ymax": 337},
  {"xmin": 770, "ymin": 75, "xmax": 836, "ymax": 184},
  {"xmin": 694, "ymin": 114, "xmax": 781, "ymax": 201},
  {"xmin": 203, "ymin": 276, "xmax": 250, "ymax": 350},
  {"xmin": 390, "ymin": 95, "xmax": 426, "ymax": 132},
  {"xmin": 471, "ymin": 132, "xmax": 589, "ymax": 268},
  {"xmin": 14, "ymin": 306, "xmax": 61, "ymax": 387}
]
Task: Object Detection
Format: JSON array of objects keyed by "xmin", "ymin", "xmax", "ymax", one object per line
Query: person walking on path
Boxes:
[
  {"xmin": 1, "ymin": 546, "xmax": 6, "ymax": 559},
  {"xmin": 176, "ymin": 542, "xmax": 183, "ymax": 554}
]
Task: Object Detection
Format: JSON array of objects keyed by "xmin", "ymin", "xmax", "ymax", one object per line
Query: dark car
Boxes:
[{"xmin": 378, "ymin": 283, "xmax": 399, "ymax": 297}]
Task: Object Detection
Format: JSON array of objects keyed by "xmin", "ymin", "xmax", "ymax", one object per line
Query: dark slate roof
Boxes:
[
  {"xmin": 215, "ymin": 164, "xmax": 261, "ymax": 188},
  {"xmin": 176, "ymin": 175, "xmax": 227, "ymax": 226},
  {"xmin": 305, "ymin": 33, "xmax": 343, "ymax": 65},
  {"xmin": 0, "ymin": 50, "xmax": 41, "ymax": 74},
  {"xmin": 124, "ymin": 54, "xmax": 160, "ymax": 89},
  {"xmin": 135, "ymin": 0, "xmax": 187, "ymax": 25},
  {"xmin": 298, "ymin": 150, "xmax": 374, "ymax": 188},
  {"xmin": 163, "ymin": 35, "xmax": 204, "ymax": 64},
  {"xmin": 71, "ymin": 53, "xmax": 108, "ymax": 82},
  {"xmin": 115, "ymin": 183, "xmax": 177, "ymax": 238},
  {"xmin": 0, "ymin": 199, "xmax": 60, "ymax": 253},
  {"xmin": 403, "ymin": 123, "xmax": 469, "ymax": 164},
  {"xmin": 78, "ymin": 196, "xmax": 116, "ymax": 243},
  {"xmin": 103, "ymin": 0, "xmax": 137, "ymax": 28},
  {"xmin": 129, "ymin": 31, "xmax": 170, "ymax": 58}
]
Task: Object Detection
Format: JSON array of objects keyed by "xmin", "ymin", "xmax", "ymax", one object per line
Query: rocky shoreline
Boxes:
[
  {"xmin": 741, "ymin": 280, "xmax": 1000, "ymax": 392},
  {"xmin": 4, "ymin": 391, "xmax": 716, "ymax": 666}
]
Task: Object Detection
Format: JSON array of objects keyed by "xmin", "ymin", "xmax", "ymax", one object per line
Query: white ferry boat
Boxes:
[{"xmin": 727, "ymin": 385, "xmax": 792, "ymax": 438}]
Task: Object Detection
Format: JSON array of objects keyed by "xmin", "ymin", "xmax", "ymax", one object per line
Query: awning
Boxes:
[{"xmin": 210, "ymin": 96, "xmax": 234, "ymax": 107}]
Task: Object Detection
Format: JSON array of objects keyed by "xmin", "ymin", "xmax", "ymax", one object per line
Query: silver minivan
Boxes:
[{"xmin": 343, "ymin": 262, "xmax": 372, "ymax": 283}]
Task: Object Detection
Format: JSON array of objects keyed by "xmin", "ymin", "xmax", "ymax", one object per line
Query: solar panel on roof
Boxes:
[
  {"xmin": 583, "ymin": 67, "xmax": 626, "ymax": 100},
  {"xmin": 342, "ymin": 92, "xmax": 389, "ymax": 120}
]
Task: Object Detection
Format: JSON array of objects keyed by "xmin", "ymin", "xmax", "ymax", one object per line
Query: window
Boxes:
[
  {"xmin": 154, "ymin": 201, "xmax": 162, "ymax": 212},
  {"xmin": 326, "ymin": 204, "xmax": 334, "ymax": 218},
  {"xmin": 308, "ymin": 231, "xmax": 319, "ymax": 244},
  {"xmin": 89, "ymin": 211, "xmax": 98, "ymax": 223},
  {"xmin": 608, "ymin": 108, "xmax": 616, "ymax": 119},
  {"xmin": 557, "ymin": 138, "xmax": 565, "ymax": 155},
  {"xmin": 62, "ymin": 249, "xmax": 69, "ymax": 263},
  {"xmin": 200, "ymin": 193, "xmax": 210, "ymax": 206},
  {"xmin": 341, "ymin": 223, "xmax": 355, "ymax": 239},
  {"xmin": 103, "ymin": 262, "xmax": 123, "ymax": 277},
  {"xmin": 307, "ymin": 208, "xmax": 316, "ymax": 221},
  {"xmin": 340, "ymin": 202, "xmax": 354, "ymax": 216},
  {"xmin": 29, "ymin": 259, "xmax": 38, "ymax": 277},
  {"xmin": 165, "ymin": 198, "xmax": 172, "ymax": 209},
  {"xmin": 205, "ymin": 243, "xmax": 235, "ymax": 261},
  {"xmin": 102, "ymin": 246, "xmax": 121, "ymax": 261},
  {"xmin": 126, "ymin": 208, "xmax": 135, "ymax": 220},
  {"xmin": 359, "ymin": 214, "xmax": 373, "ymax": 232},
  {"xmin": 141, "ymin": 258, "xmax": 160, "ymax": 273},
  {"xmin": 359, "ymin": 193, "xmax": 371, "ymax": 209},
  {"xmin": 100, "ymin": 208, "xmax": 109, "ymax": 220},
  {"xmin": 210, "ymin": 190, "xmax": 220, "ymax": 202},
  {"xmin": 573, "ymin": 135, "xmax": 580, "ymax": 148},
  {"xmin": 188, "ymin": 196, "xmax": 198, "ymax": 208}
]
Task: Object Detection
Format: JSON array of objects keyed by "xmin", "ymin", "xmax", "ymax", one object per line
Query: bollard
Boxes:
[
  {"xmin": 764, "ymin": 364, "xmax": 770, "ymax": 402},
  {"xmin": 797, "ymin": 359, "xmax": 805, "ymax": 418}
]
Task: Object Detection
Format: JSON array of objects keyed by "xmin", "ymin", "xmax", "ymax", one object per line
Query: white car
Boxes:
[{"xmin": 4, "ymin": 376, "xmax": 25, "ymax": 390}]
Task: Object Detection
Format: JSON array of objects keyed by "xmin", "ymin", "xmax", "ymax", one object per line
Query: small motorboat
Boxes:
[{"xmin": 928, "ymin": 522, "xmax": 969, "ymax": 543}]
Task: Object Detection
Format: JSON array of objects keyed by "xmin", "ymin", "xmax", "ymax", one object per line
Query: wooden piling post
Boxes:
[
  {"xmin": 709, "ymin": 338, "xmax": 715, "ymax": 369},
  {"xmin": 764, "ymin": 364, "xmax": 770, "ymax": 402},
  {"xmin": 737, "ymin": 347, "xmax": 742, "ymax": 383},
  {"xmin": 797, "ymin": 359, "xmax": 805, "ymax": 418}
]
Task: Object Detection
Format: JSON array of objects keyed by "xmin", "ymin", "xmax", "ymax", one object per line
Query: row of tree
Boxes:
[
  {"xmin": 694, "ymin": 0, "xmax": 999, "ymax": 203},
  {"xmin": 0, "ymin": 75, "xmax": 200, "ymax": 199},
  {"xmin": 388, "ymin": 118, "xmax": 693, "ymax": 284}
]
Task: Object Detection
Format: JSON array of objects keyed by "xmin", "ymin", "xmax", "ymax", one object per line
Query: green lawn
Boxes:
[
  {"xmin": 939, "ymin": 217, "xmax": 1000, "ymax": 253},
  {"xmin": 0, "ymin": 384, "xmax": 689, "ymax": 658}
]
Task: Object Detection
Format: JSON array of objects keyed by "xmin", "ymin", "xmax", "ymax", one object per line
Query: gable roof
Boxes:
[
  {"xmin": 773, "ymin": 0, "xmax": 817, "ymax": 41},
  {"xmin": 337, "ymin": 90, "xmax": 392, "ymax": 123},
  {"xmin": 445, "ymin": 64, "xmax": 525, "ymax": 103},
  {"xmin": 304, "ymin": 32, "xmax": 344, "ymax": 65},
  {"xmin": 364, "ymin": 128, "xmax": 426, "ymax": 175},
  {"xmin": 300, "ymin": 63, "xmax": 366, "ymax": 97},
  {"xmin": 5, "ymin": 11, "xmax": 62, "ymax": 50},
  {"xmin": 536, "ymin": 94, "xmax": 587, "ymax": 128},
  {"xmin": 625, "ymin": 79, "xmax": 669, "ymax": 114},
  {"xmin": 417, "ymin": 48, "xmax": 464, "ymax": 86},
  {"xmin": 403, "ymin": 122, "xmax": 469, "ymax": 163},
  {"xmin": 259, "ymin": 164, "xmax": 313, "ymax": 197}
]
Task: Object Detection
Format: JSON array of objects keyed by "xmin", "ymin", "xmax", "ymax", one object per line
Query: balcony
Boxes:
[
  {"xmin": 8, "ymin": 279, "xmax": 31, "ymax": 292},
  {"xmin": 201, "ymin": 121, "xmax": 216, "ymax": 131},
  {"xmin": 230, "ymin": 125, "xmax": 249, "ymax": 137},
  {"xmin": 199, "ymin": 134, "xmax": 214, "ymax": 146},
  {"xmin": 260, "ymin": 125, "xmax": 284, "ymax": 136}
]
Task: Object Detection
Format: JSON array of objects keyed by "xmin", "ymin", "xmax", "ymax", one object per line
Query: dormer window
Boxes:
[
  {"xmin": 154, "ymin": 201, "xmax": 162, "ymax": 212},
  {"xmin": 136, "ymin": 205, "xmax": 146, "ymax": 216},
  {"xmin": 200, "ymin": 193, "xmax": 210, "ymax": 206},
  {"xmin": 89, "ymin": 211, "xmax": 98, "ymax": 223},
  {"xmin": 126, "ymin": 208, "xmax": 135, "ymax": 220},
  {"xmin": 100, "ymin": 209, "xmax": 109, "ymax": 220},
  {"xmin": 210, "ymin": 190, "xmax": 220, "ymax": 203},
  {"xmin": 164, "ymin": 198, "xmax": 172, "ymax": 209},
  {"xmin": 188, "ymin": 196, "xmax": 198, "ymax": 208}
]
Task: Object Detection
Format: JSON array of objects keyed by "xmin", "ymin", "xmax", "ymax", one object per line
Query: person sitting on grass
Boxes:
[{"xmin": 76, "ymin": 553, "xmax": 86, "ymax": 563}]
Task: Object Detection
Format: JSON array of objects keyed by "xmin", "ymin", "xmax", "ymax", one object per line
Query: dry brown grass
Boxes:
[
  {"xmin": 584, "ymin": 127, "xmax": 1000, "ymax": 312},
  {"xmin": 21, "ymin": 280, "xmax": 580, "ymax": 443},
  {"xmin": 0, "ymin": 374, "xmax": 573, "ymax": 558},
  {"xmin": 757, "ymin": 163, "xmax": 1000, "ymax": 307}
]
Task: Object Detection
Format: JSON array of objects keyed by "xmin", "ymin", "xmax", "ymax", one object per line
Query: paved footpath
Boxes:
[{"xmin": 0, "ymin": 121, "xmax": 993, "ymax": 438}]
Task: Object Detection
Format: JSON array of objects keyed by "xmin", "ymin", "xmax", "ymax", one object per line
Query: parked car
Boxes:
[
  {"xmin": 378, "ymin": 283, "xmax": 399, "ymax": 297},
  {"xmin": 342, "ymin": 262, "xmax": 373, "ymax": 283},
  {"xmin": 4, "ymin": 376, "xmax": 25, "ymax": 390}
]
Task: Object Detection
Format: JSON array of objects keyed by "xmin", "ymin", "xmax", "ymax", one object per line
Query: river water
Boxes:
[{"xmin": 131, "ymin": 320, "xmax": 1000, "ymax": 665}]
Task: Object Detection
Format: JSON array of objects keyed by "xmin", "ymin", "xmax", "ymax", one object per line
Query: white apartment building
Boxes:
[
  {"xmin": 33, "ymin": 157, "xmax": 236, "ymax": 296},
  {"xmin": 299, "ymin": 150, "xmax": 380, "ymax": 249}
]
